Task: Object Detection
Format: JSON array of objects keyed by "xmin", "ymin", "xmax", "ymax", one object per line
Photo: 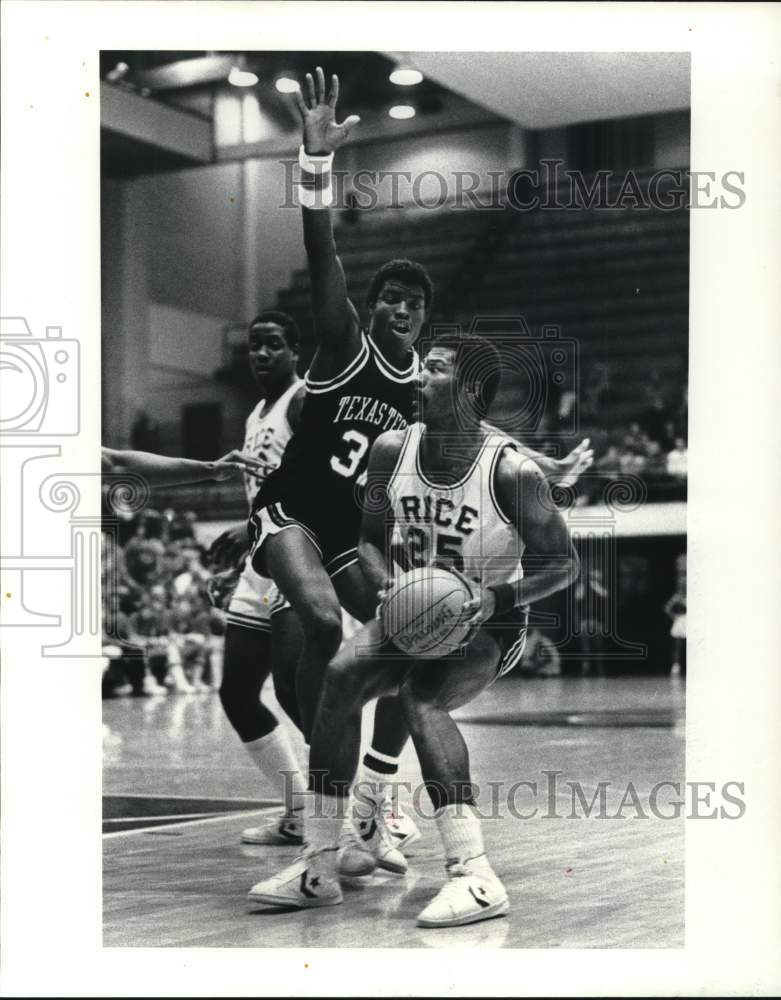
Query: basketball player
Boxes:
[
  {"xmin": 248, "ymin": 67, "xmax": 431, "ymax": 871},
  {"xmin": 211, "ymin": 311, "xmax": 313, "ymax": 845},
  {"xmin": 248, "ymin": 333, "xmax": 580, "ymax": 928}
]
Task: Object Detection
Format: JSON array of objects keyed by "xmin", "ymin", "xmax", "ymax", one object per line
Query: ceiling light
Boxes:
[
  {"xmin": 390, "ymin": 67, "xmax": 423, "ymax": 86},
  {"xmin": 275, "ymin": 76, "xmax": 300, "ymax": 94},
  {"xmin": 229, "ymin": 66, "xmax": 258, "ymax": 88},
  {"xmin": 389, "ymin": 104, "xmax": 416, "ymax": 120},
  {"xmin": 106, "ymin": 62, "xmax": 129, "ymax": 83}
]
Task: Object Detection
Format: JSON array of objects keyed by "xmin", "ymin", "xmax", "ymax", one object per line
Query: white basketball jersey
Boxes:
[
  {"xmin": 241, "ymin": 378, "xmax": 303, "ymax": 509},
  {"xmin": 387, "ymin": 424, "xmax": 525, "ymax": 590}
]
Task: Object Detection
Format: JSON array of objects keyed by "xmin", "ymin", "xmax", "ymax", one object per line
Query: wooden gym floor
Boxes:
[{"xmin": 103, "ymin": 675, "xmax": 685, "ymax": 949}]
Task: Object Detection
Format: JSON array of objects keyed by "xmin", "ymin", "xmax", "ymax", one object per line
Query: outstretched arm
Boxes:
[
  {"xmin": 480, "ymin": 423, "xmax": 593, "ymax": 486},
  {"xmin": 358, "ymin": 431, "xmax": 406, "ymax": 600},
  {"xmin": 292, "ymin": 67, "xmax": 362, "ymax": 375},
  {"xmin": 101, "ymin": 447, "xmax": 264, "ymax": 486},
  {"xmin": 514, "ymin": 438, "xmax": 593, "ymax": 486}
]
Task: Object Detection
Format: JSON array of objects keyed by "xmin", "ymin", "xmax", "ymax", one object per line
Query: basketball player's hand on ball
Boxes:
[
  {"xmin": 556, "ymin": 438, "xmax": 594, "ymax": 487},
  {"xmin": 460, "ymin": 590, "xmax": 497, "ymax": 629},
  {"xmin": 293, "ymin": 66, "xmax": 361, "ymax": 155},
  {"xmin": 375, "ymin": 580, "xmax": 397, "ymax": 619},
  {"xmin": 209, "ymin": 450, "xmax": 265, "ymax": 482}
]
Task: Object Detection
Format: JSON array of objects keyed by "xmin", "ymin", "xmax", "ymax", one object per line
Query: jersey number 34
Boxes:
[{"xmin": 330, "ymin": 430, "xmax": 370, "ymax": 479}]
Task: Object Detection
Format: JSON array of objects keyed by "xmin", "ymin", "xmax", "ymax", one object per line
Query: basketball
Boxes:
[{"xmin": 381, "ymin": 566, "xmax": 476, "ymax": 659}]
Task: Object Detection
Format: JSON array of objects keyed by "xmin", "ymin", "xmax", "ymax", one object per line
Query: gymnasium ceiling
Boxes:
[
  {"xmin": 403, "ymin": 51, "xmax": 690, "ymax": 130},
  {"xmin": 100, "ymin": 50, "xmax": 690, "ymax": 177}
]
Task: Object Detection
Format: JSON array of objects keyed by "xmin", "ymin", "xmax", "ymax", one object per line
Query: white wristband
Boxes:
[
  {"xmin": 299, "ymin": 144, "xmax": 334, "ymax": 175},
  {"xmin": 298, "ymin": 176, "xmax": 334, "ymax": 209}
]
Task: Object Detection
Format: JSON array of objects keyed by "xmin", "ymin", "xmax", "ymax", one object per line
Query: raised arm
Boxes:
[
  {"xmin": 293, "ymin": 67, "xmax": 362, "ymax": 375},
  {"xmin": 358, "ymin": 430, "xmax": 406, "ymax": 600}
]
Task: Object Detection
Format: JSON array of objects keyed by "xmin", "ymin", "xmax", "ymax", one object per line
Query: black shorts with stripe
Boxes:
[
  {"xmin": 484, "ymin": 604, "xmax": 530, "ymax": 680},
  {"xmin": 248, "ymin": 491, "xmax": 360, "ymax": 581}
]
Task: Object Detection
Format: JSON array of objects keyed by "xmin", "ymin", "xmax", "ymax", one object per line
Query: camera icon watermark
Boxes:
[
  {"xmin": 0, "ymin": 316, "xmax": 80, "ymax": 436},
  {"xmin": 0, "ymin": 316, "xmax": 97, "ymax": 654},
  {"xmin": 428, "ymin": 315, "xmax": 579, "ymax": 442}
]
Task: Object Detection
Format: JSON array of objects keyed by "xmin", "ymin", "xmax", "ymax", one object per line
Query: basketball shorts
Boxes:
[
  {"xmin": 484, "ymin": 604, "xmax": 530, "ymax": 680},
  {"xmin": 248, "ymin": 496, "xmax": 360, "ymax": 580},
  {"xmin": 226, "ymin": 562, "xmax": 289, "ymax": 634}
]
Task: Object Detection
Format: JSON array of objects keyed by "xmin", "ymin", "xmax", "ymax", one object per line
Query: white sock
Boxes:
[
  {"xmin": 435, "ymin": 803, "xmax": 492, "ymax": 872},
  {"xmin": 354, "ymin": 747, "xmax": 400, "ymax": 817},
  {"xmin": 243, "ymin": 726, "xmax": 307, "ymax": 817},
  {"xmin": 305, "ymin": 792, "xmax": 346, "ymax": 855}
]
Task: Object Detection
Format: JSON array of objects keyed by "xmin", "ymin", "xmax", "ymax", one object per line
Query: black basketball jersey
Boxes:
[{"xmin": 255, "ymin": 332, "xmax": 418, "ymax": 523}]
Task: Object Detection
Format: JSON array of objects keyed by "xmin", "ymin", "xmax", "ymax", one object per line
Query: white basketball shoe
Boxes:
[
  {"xmin": 382, "ymin": 800, "xmax": 421, "ymax": 853},
  {"xmin": 241, "ymin": 813, "xmax": 303, "ymax": 846},
  {"xmin": 416, "ymin": 861, "xmax": 509, "ymax": 928},
  {"xmin": 352, "ymin": 809, "xmax": 408, "ymax": 874},
  {"xmin": 337, "ymin": 817, "xmax": 377, "ymax": 877},
  {"xmin": 248, "ymin": 849, "xmax": 342, "ymax": 909}
]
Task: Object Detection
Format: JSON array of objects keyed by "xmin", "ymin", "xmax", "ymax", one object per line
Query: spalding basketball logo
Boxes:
[
  {"xmin": 394, "ymin": 592, "xmax": 461, "ymax": 653},
  {"xmin": 382, "ymin": 567, "xmax": 475, "ymax": 659}
]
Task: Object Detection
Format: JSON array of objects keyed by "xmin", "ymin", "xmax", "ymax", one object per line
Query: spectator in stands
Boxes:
[
  {"xmin": 622, "ymin": 422, "xmax": 645, "ymax": 453},
  {"xmin": 644, "ymin": 440, "xmax": 668, "ymax": 479},
  {"xmin": 619, "ymin": 444, "xmax": 646, "ymax": 476},
  {"xmin": 664, "ymin": 554, "xmax": 687, "ymax": 675},
  {"xmin": 661, "ymin": 419, "xmax": 678, "ymax": 453},
  {"xmin": 673, "ymin": 385, "xmax": 688, "ymax": 440},
  {"xmin": 595, "ymin": 443, "xmax": 621, "ymax": 478},
  {"xmin": 568, "ymin": 565, "xmax": 609, "ymax": 676},
  {"xmin": 102, "ymin": 505, "xmax": 238, "ymax": 697},
  {"xmin": 581, "ymin": 361, "xmax": 612, "ymax": 424},
  {"xmin": 666, "ymin": 437, "xmax": 688, "ymax": 478},
  {"xmin": 556, "ymin": 388, "xmax": 577, "ymax": 429},
  {"xmin": 101, "ymin": 609, "xmax": 140, "ymax": 698},
  {"xmin": 172, "ymin": 544, "xmax": 210, "ymax": 598},
  {"xmin": 169, "ymin": 510, "xmax": 198, "ymax": 543},
  {"xmin": 124, "ymin": 511, "xmax": 166, "ymax": 585},
  {"xmin": 168, "ymin": 597, "xmax": 213, "ymax": 692},
  {"xmin": 102, "ymin": 533, "xmax": 141, "ymax": 619},
  {"xmin": 160, "ymin": 544, "xmax": 187, "ymax": 586},
  {"xmin": 128, "ymin": 592, "xmax": 171, "ymax": 694},
  {"xmin": 639, "ymin": 368, "xmax": 672, "ymax": 445}
]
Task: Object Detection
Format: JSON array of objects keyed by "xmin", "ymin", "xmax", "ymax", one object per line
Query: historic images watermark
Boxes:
[
  {"xmin": 291, "ymin": 774, "xmax": 746, "ymax": 822},
  {"xmin": 280, "ymin": 160, "xmax": 746, "ymax": 212}
]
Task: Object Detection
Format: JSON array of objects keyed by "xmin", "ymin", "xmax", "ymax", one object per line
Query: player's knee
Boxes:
[
  {"xmin": 301, "ymin": 603, "xmax": 343, "ymax": 654},
  {"xmin": 218, "ymin": 671, "xmax": 242, "ymax": 718},
  {"xmin": 322, "ymin": 654, "xmax": 365, "ymax": 706}
]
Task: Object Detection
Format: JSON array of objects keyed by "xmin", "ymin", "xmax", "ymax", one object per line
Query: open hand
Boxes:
[
  {"xmin": 556, "ymin": 438, "xmax": 594, "ymax": 487},
  {"xmin": 209, "ymin": 450, "xmax": 265, "ymax": 482},
  {"xmin": 293, "ymin": 66, "xmax": 360, "ymax": 155}
]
